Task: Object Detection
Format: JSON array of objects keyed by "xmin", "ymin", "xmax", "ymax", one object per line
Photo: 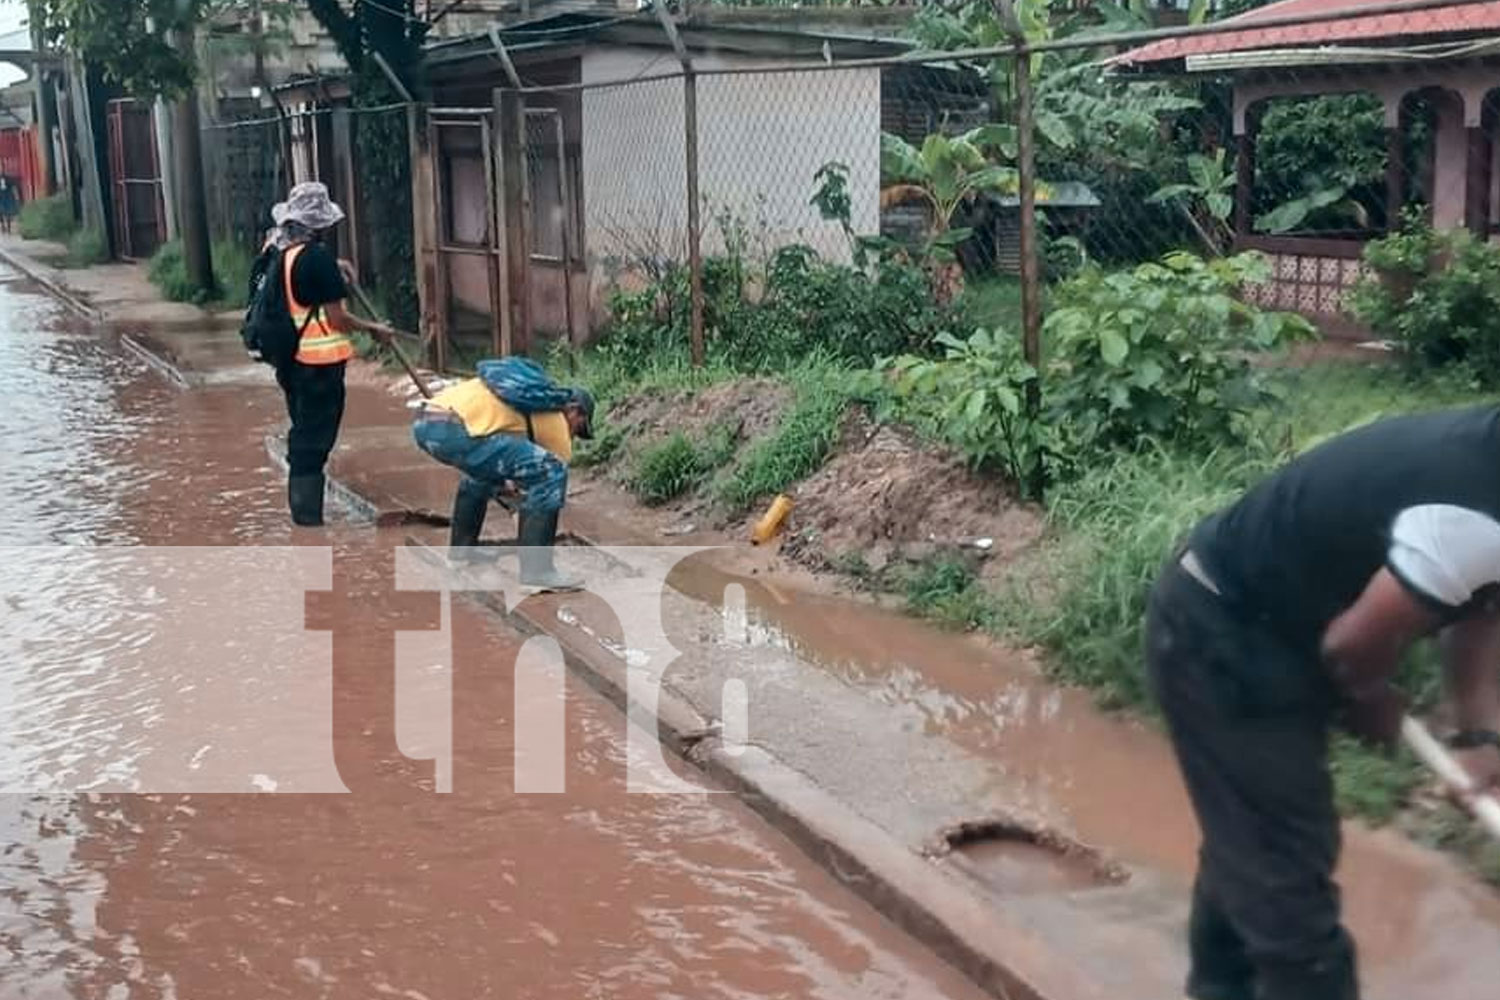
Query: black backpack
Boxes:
[{"xmin": 241, "ymin": 246, "xmax": 313, "ymax": 368}]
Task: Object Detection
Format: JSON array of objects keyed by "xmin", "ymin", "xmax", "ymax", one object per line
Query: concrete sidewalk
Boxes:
[{"xmin": 7, "ymin": 241, "xmax": 1499, "ymax": 1000}]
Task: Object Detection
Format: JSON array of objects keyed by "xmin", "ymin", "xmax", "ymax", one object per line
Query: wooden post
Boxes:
[
  {"xmin": 1234, "ymin": 109, "xmax": 1257, "ymax": 244},
  {"xmin": 30, "ymin": 15, "xmax": 58, "ymax": 196},
  {"xmin": 408, "ymin": 104, "xmax": 443, "ymax": 371},
  {"xmin": 1465, "ymin": 126, "xmax": 1490, "ymax": 235},
  {"xmin": 993, "ymin": 0, "xmax": 1043, "ymax": 495},
  {"xmin": 490, "ymin": 89, "xmax": 515, "ymax": 358},
  {"xmin": 172, "ymin": 25, "xmax": 214, "ymax": 295},
  {"xmin": 497, "ymin": 89, "xmax": 532, "ymax": 354},
  {"xmin": 552, "ymin": 113, "xmax": 578, "ymax": 350},
  {"xmin": 68, "ymin": 56, "xmax": 107, "ymax": 240},
  {"xmin": 33, "ymin": 73, "xmax": 58, "ymax": 196},
  {"xmin": 1386, "ymin": 123, "xmax": 1406, "ymax": 232},
  {"xmin": 652, "ymin": 3, "xmax": 705, "ymax": 367}
]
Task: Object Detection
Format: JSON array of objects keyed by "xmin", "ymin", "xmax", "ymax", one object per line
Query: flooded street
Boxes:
[{"xmin": 0, "ymin": 268, "xmax": 988, "ymax": 1000}]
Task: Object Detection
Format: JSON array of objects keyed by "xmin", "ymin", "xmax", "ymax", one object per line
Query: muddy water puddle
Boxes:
[
  {"xmin": 666, "ymin": 557, "xmax": 1500, "ymax": 992},
  {"xmin": 0, "ymin": 271, "xmax": 988, "ymax": 999}
]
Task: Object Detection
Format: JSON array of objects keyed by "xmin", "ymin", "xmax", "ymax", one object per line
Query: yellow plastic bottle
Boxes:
[{"xmin": 750, "ymin": 494, "xmax": 794, "ymax": 545}]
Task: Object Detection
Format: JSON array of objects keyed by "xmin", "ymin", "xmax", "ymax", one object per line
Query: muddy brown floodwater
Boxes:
[{"xmin": 0, "ymin": 270, "xmax": 990, "ymax": 999}]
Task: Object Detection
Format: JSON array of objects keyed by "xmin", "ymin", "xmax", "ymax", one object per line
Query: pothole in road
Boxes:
[{"xmin": 929, "ymin": 818, "xmax": 1130, "ymax": 897}]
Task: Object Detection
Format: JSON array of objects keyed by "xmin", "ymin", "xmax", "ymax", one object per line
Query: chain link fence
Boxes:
[
  {"xmin": 216, "ymin": 0, "xmax": 1500, "ymax": 413},
  {"xmin": 200, "ymin": 102, "xmax": 419, "ymax": 341}
]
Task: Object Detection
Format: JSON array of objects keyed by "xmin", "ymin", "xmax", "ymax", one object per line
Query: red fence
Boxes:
[{"xmin": 0, "ymin": 126, "xmax": 42, "ymax": 203}]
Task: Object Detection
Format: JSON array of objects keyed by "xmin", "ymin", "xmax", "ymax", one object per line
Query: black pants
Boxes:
[
  {"xmin": 276, "ymin": 361, "xmax": 347, "ymax": 476},
  {"xmin": 1145, "ymin": 561, "xmax": 1358, "ymax": 1000}
]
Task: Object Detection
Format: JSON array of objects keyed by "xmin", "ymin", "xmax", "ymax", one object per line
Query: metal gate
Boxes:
[
  {"xmin": 105, "ymin": 99, "xmax": 165, "ymax": 260},
  {"xmin": 427, "ymin": 107, "xmax": 506, "ymax": 371}
]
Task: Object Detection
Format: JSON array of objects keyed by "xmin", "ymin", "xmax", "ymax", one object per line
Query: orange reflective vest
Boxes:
[{"xmin": 284, "ymin": 243, "xmax": 354, "ymax": 366}]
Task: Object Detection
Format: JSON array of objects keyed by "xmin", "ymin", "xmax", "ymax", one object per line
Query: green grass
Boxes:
[
  {"xmin": 63, "ymin": 227, "xmax": 108, "ymax": 268},
  {"xmin": 1330, "ymin": 736, "xmax": 1423, "ymax": 825},
  {"xmin": 961, "ymin": 276, "xmax": 1025, "ymax": 331},
  {"xmin": 627, "ymin": 423, "xmax": 741, "ymax": 505},
  {"xmin": 18, "ymin": 194, "xmax": 75, "ymax": 242},
  {"xmin": 901, "ymin": 558, "xmax": 996, "ymax": 631},
  {"xmin": 630, "ymin": 432, "xmax": 710, "ymax": 505},
  {"xmin": 714, "ymin": 362, "xmax": 868, "ymax": 510},
  {"xmin": 147, "ymin": 239, "xmax": 256, "ymax": 309}
]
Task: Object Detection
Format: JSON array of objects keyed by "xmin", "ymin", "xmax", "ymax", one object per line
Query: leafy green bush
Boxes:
[
  {"xmin": 18, "ymin": 195, "xmax": 75, "ymax": 241},
  {"xmin": 148, "ymin": 239, "xmax": 258, "ymax": 308},
  {"xmin": 1351, "ymin": 222, "xmax": 1500, "ymax": 380},
  {"xmin": 889, "ymin": 252, "xmax": 1311, "ymax": 493},
  {"xmin": 888, "ymin": 328, "xmax": 1048, "ymax": 496},
  {"xmin": 1044, "ymin": 252, "xmax": 1314, "ymax": 460},
  {"xmin": 64, "ymin": 227, "xmax": 108, "ymax": 267},
  {"xmin": 1252, "ymin": 95, "xmax": 1387, "ymax": 234},
  {"xmin": 600, "ymin": 243, "xmax": 965, "ymax": 374}
]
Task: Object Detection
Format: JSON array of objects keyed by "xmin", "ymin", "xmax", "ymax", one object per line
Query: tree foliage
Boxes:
[
  {"xmin": 30, "ymin": 0, "xmax": 295, "ymax": 99},
  {"xmin": 31, "ymin": 0, "xmax": 206, "ymax": 98},
  {"xmin": 301, "ymin": 0, "xmax": 429, "ymax": 329}
]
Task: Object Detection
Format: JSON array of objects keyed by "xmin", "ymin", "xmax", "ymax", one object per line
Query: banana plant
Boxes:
[
  {"xmin": 880, "ymin": 128, "xmax": 1021, "ymax": 255},
  {"xmin": 881, "ymin": 128, "xmax": 1023, "ymax": 303},
  {"xmin": 1148, "ymin": 148, "xmax": 1237, "ymax": 256}
]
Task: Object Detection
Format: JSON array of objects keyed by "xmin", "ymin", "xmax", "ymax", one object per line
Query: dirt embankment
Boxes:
[
  {"xmin": 784, "ymin": 413, "xmax": 1044, "ymax": 577},
  {"xmin": 608, "ymin": 378, "xmax": 792, "ymax": 455},
  {"xmin": 587, "ymin": 377, "xmax": 1046, "ymax": 586}
]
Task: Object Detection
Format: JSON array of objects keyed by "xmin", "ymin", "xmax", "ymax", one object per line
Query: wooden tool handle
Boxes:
[
  {"xmin": 349, "ymin": 283, "xmax": 433, "ymax": 400},
  {"xmin": 1402, "ymin": 716, "xmax": 1500, "ymax": 841}
]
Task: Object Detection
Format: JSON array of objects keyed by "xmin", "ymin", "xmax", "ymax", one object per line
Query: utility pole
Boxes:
[
  {"xmin": 172, "ymin": 24, "xmax": 213, "ymax": 295},
  {"xmin": 28, "ymin": 13, "xmax": 58, "ymax": 195}
]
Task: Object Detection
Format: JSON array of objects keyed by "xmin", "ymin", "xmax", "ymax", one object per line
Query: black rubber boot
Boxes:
[
  {"xmin": 449, "ymin": 482, "xmax": 489, "ymax": 549},
  {"xmin": 517, "ymin": 509, "xmax": 584, "ymax": 593},
  {"xmin": 288, "ymin": 473, "xmax": 325, "ymax": 527}
]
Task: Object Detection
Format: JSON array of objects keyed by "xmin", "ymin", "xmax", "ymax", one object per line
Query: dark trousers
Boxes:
[
  {"xmin": 276, "ymin": 361, "xmax": 347, "ymax": 476},
  {"xmin": 1145, "ymin": 561, "xmax": 1358, "ymax": 1000}
]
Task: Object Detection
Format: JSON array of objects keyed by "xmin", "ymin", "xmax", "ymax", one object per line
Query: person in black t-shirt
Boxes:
[
  {"xmin": 263, "ymin": 182, "xmax": 394, "ymax": 526},
  {"xmin": 1147, "ymin": 405, "xmax": 1500, "ymax": 1000}
]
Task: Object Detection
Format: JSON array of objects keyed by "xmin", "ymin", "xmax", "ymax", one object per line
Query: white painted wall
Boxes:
[{"xmin": 579, "ymin": 46, "xmax": 881, "ymax": 285}]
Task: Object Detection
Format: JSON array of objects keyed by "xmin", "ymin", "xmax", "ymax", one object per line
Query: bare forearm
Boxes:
[
  {"xmin": 325, "ymin": 301, "xmax": 382, "ymax": 335},
  {"xmin": 1440, "ymin": 619, "xmax": 1500, "ymax": 731},
  {"xmin": 1322, "ymin": 569, "xmax": 1438, "ymax": 702}
]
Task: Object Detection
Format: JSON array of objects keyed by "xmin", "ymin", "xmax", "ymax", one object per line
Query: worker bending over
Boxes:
[
  {"xmin": 412, "ymin": 357, "xmax": 594, "ymax": 593},
  {"xmin": 1148, "ymin": 405, "xmax": 1500, "ymax": 1000}
]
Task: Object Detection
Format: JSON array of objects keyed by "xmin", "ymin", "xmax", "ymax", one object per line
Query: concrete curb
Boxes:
[
  {"xmin": 425, "ymin": 550, "xmax": 1107, "ymax": 1000},
  {"xmin": 109, "ymin": 308, "xmax": 1112, "ymax": 1000},
  {"xmin": 121, "ymin": 333, "xmax": 192, "ymax": 389},
  {"xmin": 0, "ymin": 244, "xmax": 104, "ymax": 322}
]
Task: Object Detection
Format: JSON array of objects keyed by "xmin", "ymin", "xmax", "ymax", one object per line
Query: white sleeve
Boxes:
[{"xmin": 1388, "ymin": 504, "xmax": 1500, "ymax": 609}]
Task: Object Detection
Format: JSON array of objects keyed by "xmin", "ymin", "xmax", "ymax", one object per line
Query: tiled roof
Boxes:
[{"xmin": 1116, "ymin": 0, "xmax": 1500, "ymax": 67}]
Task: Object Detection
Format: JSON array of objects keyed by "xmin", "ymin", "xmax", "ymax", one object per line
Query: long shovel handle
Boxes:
[
  {"xmin": 349, "ymin": 282, "xmax": 433, "ymax": 400},
  {"xmin": 1401, "ymin": 716, "xmax": 1500, "ymax": 842}
]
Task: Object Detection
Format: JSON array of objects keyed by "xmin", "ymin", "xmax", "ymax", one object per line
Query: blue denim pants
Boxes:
[{"xmin": 412, "ymin": 419, "xmax": 568, "ymax": 515}]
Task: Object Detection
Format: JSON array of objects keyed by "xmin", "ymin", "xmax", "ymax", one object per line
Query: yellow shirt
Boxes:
[{"xmin": 429, "ymin": 378, "xmax": 573, "ymax": 463}]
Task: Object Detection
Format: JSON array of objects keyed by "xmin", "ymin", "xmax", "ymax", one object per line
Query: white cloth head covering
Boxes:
[{"xmin": 267, "ymin": 182, "xmax": 346, "ymax": 249}]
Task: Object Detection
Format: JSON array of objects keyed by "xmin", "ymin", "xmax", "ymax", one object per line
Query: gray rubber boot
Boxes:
[
  {"xmin": 517, "ymin": 510, "xmax": 584, "ymax": 593},
  {"xmin": 288, "ymin": 474, "xmax": 325, "ymax": 527}
]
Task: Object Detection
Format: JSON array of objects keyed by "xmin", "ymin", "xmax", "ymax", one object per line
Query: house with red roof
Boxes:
[{"xmin": 1116, "ymin": 0, "xmax": 1500, "ymax": 335}]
